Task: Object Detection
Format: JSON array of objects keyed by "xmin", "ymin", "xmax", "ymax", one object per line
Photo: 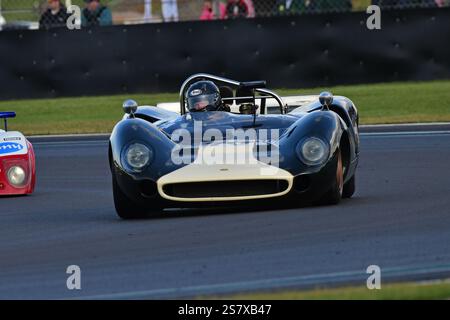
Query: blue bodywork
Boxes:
[
  {"xmin": 109, "ymin": 75, "xmax": 360, "ymax": 217},
  {"xmin": 110, "ymin": 97, "xmax": 359, "ymax": 206},
  {"xmin": 109, "ymin": 71, "xmax": 360, "ymax": 215}
]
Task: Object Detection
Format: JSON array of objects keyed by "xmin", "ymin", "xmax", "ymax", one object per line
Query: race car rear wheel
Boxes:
[
  {"xmin": 342, "ymin": 174, "xmax": 356, "ymax": 198},
  {"xmin": 112, "ymin": 175, "xmax": 160, "ymax": 219},
  {"xmin": 318, "ymin": 149, "xmax": 343, "ymax": 205}
]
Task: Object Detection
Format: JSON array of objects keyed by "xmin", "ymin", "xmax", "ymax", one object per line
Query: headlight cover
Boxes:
[
  {"xmin": 122, "ymin": 143, "xmax": 153, "ymax": 172},
  {"xmin": 297, "ymin": 137, "xmax": 329, "ymax": 166},
  {"xmin": 7, "ymin": 166, "xmax": 27, "ymax": 187}
]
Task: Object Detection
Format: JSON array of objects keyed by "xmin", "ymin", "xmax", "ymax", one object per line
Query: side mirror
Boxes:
[
  {"xmin": 319, "ymin": 92, "xmax": 333, "ymax": 110},
  {"xmin": 123, "ymin": 99, "xmax": 138, "ymax": 116}
]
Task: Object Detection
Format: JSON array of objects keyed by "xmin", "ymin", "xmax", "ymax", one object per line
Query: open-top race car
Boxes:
[
  {"xmin": 0, "ymin": 112, "xmax": 36, "ymax": 196},
  {"xmin": 109, "ymin": 74, "xmax": 359, "ymax": 219}
]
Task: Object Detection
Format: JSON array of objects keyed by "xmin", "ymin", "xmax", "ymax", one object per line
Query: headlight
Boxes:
[
  {"xmin": 7, "ymin": 166, "xmax": 26, "ymax": 187},
  {"xmin": 122, "ymin": 143, "xmax": 153, "ymax": 172},
  {"xmin": 297, "ymin": 137, "xmax": 329, "ymax": 166}
]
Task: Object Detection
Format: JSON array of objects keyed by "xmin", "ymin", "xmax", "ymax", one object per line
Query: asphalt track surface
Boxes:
[{"xmin": 1, "ymin": 124, "xmax": 450, "ymax": 299}]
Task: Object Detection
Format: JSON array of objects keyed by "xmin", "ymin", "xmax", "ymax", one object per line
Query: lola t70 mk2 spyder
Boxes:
[
  {"xmin": 0, "ymin": 112, "xmax": 36, "ymax": 196},
  {"xmin": 109, "ymin": 74, "xmax": 359, "ymax": 219}
]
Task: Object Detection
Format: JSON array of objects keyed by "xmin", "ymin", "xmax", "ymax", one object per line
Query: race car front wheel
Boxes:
[
  {"xmin": 318, "ymin": 149, "xmax": 343, "ymax": 205},
  {"xmin": 112, "ymin": 175, "xmax": 160, "ymax": 219}
]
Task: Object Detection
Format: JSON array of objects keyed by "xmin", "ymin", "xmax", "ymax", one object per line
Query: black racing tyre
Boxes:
[
  {"xmin": 318, "ymin": 149, "xmax": 344, "ymax": 206},
  {"xmin": 342, "ymin": 174, "xmax": 356, "ymax": 199},
  {"xmin": 112, "ymin": 175, "xmax": 159, "ymax": 219}
]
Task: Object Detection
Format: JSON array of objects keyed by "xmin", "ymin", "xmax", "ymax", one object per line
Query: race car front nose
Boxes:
[{"xmin": 156, "ymin": 162, "xmax": 294, "ymax": 202}]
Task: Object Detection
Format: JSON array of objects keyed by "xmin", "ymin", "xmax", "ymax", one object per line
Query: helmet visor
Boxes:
[{"xmin": 187, "ymin": 94, "xmax": 218, "ymax": 112}]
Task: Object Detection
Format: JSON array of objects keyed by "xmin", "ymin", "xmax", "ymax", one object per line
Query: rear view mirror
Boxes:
[
  {"xmin": 319, "ymin": 92, "xmax": 333, "ymax": 110},
  {"xmin": 123, "ymin": 100, "xmax": 138, "ymax": 116}
]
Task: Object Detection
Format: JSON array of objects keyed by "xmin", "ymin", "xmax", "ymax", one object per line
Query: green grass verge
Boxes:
[
  {"xmin": 222, "ymin": 280, "xmax": 450, "ymax": 300},
  {"xmin": 0, "ymin": 80, "xmax": 449, "ymax": 135}
]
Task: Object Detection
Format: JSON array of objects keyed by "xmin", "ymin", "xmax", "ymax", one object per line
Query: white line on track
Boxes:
[
  {"xmin": 360, "ymin": 130, "xmax": 450, "ymax": 137},
  {"xmin": 28, "ymin": 122, "xmax": 450, "ymax": 138},
  {"xmin": 33, "ymin": 141, "xmax": 108, "ymax": 147},
  {"xmin": 30, "ymin": 133, "xmax": 110, "ymax": 139},
  {"xmin": 74, "ymin": 263, "xmax": 450, "ymax": 300},
  {"xmin": 27, "ymin": 122, "xmax": 450, "ymax": 143},
  {"xmin": 360, "ymin": 122, "xmax": 450, "ymax": 128},
  {"xmin": 31, "ymin": 130, "xmax": 450, "ymax": 148}
]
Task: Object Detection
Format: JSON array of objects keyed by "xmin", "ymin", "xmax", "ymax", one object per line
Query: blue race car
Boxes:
[{"xmin": 109, "ymin": 74, "xmax": 359, "ymax": 219}]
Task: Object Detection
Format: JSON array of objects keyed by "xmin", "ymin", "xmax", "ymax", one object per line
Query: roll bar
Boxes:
[{"xmin": 179, "ymin": 73, "xmax": 286, "ymax": 115}]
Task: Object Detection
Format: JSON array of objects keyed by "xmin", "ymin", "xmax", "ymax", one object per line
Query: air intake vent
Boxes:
[{"xmin": 163, "ymin": 180, "xmax": 289, "ymax": 199}]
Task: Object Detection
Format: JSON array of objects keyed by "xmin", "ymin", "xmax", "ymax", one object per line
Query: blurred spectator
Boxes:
[
  {"xmin": 244, "ymin": 0, "xmax": 256, "ymax": 17},
  {"xmin": 81, "ymin": 0, "xmax": 112, "ymax": 27},
  {"xmin": 371, "ymin": 0, "xmax": 405, "ymax": 8},
  {"xmin": 0, "ymin": 14, "xmax": 5, "ymax": 30},
  {"xmin": 39, "ymin": 0, "xmax": 69, "ymax": 29},
  {"xmin": 372, "ymin": 0, "xmax": 449, "ymax": 8},
  {"xmin": 162, "ymin": 0, "xmax": 179, "ymax": 22},
  {"xmin": 225, "ymin": 0, "xmax": 249, "ymax": 18},
  {"xmin": 314, "ymin": 0, "xmax": 352, "ymax": 12},
  {"xmin": 273, "ymin": 0, "xmax": 306, "ymax": 15},
  {"xmin": 143, "ymin": 0, "xmax": 152, "ymax": 21},
  {"xmin": 200, "ymin": 1, "xmax": 226, "ymax": 20},
  {"xmin": 433, "ymin": 0, "xmax": 447, "ymax": 6},
  {"xmin": 273, "ymin": 0, "xmax": 353, "ymax": 15}
]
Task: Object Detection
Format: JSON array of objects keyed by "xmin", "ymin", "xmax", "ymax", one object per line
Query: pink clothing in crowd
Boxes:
[
  {"xmin": 243, "ymin": 0, "xmax": 255, "ymax": 18},
  {"xmin": 200, "ymin": 2, "xmax": 226, "ymax": 21}
]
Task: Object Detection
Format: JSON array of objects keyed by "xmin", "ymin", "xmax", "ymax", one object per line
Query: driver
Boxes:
[{"xmin": 186, "ymin": 81, "xmax": 228, "ymax": 112}]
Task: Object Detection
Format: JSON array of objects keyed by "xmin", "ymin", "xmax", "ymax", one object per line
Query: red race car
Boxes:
[{"xmin": 0, "ymin": 112, "xmax": 36, "ymax": 196}]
